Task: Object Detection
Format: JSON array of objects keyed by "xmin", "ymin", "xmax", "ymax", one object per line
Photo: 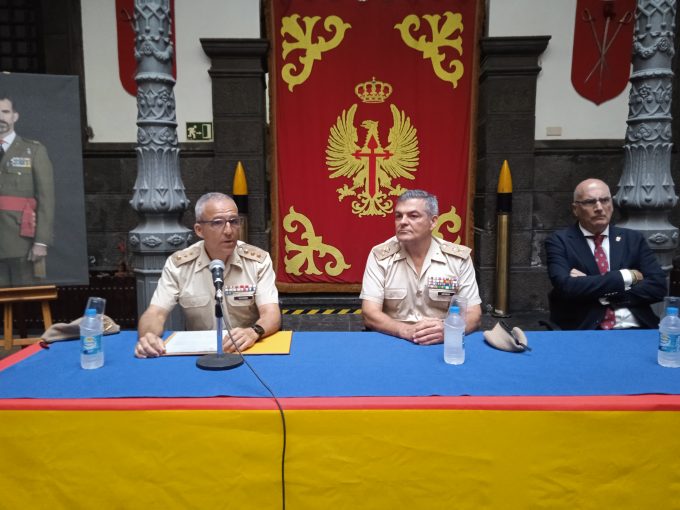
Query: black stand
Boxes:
[{"xmin": 196, "ymin": 289, "xmax": 243, "ymax": 371}]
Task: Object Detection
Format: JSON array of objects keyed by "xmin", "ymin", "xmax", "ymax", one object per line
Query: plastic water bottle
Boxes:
[
  {"xmin": 80, "ymin": 308, "xmax": 104, "ymax": 369},
  {"xmin": 659, "ymin": 306, "xmax": 680, "ymax": 368},
  {"xmin": 444, "ymin": 305, "xmax": 465, "ymax": 365}
]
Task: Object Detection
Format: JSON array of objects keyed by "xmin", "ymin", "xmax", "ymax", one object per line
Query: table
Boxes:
[{"xmin": 1, "ymin": 330, "xmax": 679, "ymax": 509}]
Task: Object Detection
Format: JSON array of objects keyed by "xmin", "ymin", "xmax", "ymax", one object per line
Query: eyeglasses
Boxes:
[
  {"xmin": 574, "ymin": 197, "xmax": 612, "ymax": 207},
  {"xmin": 197, "ymin": 217, "xmax": 241, "ymax": 230}
]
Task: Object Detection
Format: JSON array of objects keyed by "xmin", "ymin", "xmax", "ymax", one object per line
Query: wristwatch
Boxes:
[{"xmin": 251, "ymin": 324, "xmax": 265, "ymax": 339}]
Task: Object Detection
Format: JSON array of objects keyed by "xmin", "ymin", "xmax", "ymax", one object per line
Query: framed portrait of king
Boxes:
[{"xmin": 0, "ymin": 72, "xmax": 88, "ymax": 288}]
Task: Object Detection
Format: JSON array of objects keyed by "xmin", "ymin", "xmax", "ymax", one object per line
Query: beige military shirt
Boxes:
[
  {"xmin": 151, "ymin": 240, "xmax": 279, "ymax": 330},
  {"xmin": 360, "ymin": 236, "xmax": 481, "ymax": 322}
]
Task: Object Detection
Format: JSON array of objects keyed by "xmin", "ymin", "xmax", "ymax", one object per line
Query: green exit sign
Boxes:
[{"xmin": 186, "ymin": 122, "xmax": 213, "ymax": 141}]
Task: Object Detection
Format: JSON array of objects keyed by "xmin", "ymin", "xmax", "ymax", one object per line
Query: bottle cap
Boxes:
[
  {"xmin": 449, "ymin": 305, "xmax": 460, "ymax": 314},
  {"xmin": 85, "ymin": 308, "xmax": 96, "ymax": 316},
  {"xmin": 668, "ymin": 306, "xmax": 679, "ymax": 316}
]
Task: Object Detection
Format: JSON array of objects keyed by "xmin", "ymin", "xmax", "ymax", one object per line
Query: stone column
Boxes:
[
  {"xmin": 475, "ymin": 36, "xmax": 551, "ymax": 314},
  {"xmin": 615, "ymin": 0, "xmax": 678, "ymax": 270},
  {"xmin": 129, "ymin": 0, "xmax": 191, "ymax": 326}
]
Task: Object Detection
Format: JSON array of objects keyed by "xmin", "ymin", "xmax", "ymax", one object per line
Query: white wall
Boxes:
[
  {"xmin": 487, "ymin": 0, "xmax": 630, "ymax": 140},
  {"xmin": 82, "ymin": 0, "xmax": 260, "ymax": 143},
  {"xmin": 83, "ymin": 0, "xmax": 629, "ymax": 143}
]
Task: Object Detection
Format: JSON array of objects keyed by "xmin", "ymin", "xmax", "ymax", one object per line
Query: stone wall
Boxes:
[{"xmin": 474, "ymin": 36, "xmax": 551, "ymax": 314}]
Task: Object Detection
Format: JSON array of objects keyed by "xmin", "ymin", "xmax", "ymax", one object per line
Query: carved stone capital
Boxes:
[{"xmin": 616, "ymin": 0, "xmax": 678, "ymax": 270}]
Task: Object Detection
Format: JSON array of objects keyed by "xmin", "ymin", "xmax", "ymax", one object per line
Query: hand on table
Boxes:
[
  {"xmin": 223, "ymin": 327, "xmax": 259, "ymax": 353},
  {"xmin": 135, "ymin": 333, "xmax": 166, "ymax": 358},
  {"xmin": 411, "ymin": 318, "xmax": 444, "ymax": 345}
]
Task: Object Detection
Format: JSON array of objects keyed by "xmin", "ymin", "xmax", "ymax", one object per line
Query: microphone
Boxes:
[
  {"xmin": 197, "ymin": 258, "xmax": 243, "ymax": 371},
  {"xmin": 209, "ymin": 259, "xmax": 225, "ymax": 290}
]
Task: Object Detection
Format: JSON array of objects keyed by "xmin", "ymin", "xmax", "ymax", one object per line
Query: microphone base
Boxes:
[{"xmin": 196, "ymin": 353, "xmax": 244, "ymax": 371}]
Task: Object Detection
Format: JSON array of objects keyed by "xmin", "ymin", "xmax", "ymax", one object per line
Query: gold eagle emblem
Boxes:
[{"xmin": 326, "ymin": 92, "xmax": 419, "ymax": 217}]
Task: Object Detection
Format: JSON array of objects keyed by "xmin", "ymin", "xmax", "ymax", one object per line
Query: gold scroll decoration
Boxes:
[
  {"xmin": 326, "ymin": 78, "xmax": 419, "ymax": 218},
  {"xmin": 394, "ymin": 11, "xmax": 465, "ymax": 88},
  {"xmin": 281, "ymin": 14, "xmax": 351, "ymax": 92},
  {"xmin": 283, "ymin": 207, "xmax": 351, "ymax": 277},
  {"xmin": 433, "ymin": 206, "xmax": 462, "ymax": 244}
]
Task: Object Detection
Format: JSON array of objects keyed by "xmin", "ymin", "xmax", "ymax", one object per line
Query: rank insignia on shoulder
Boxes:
[
  {"xmin": 373, "ymin": 240, "xmax": 400, "ymax": 260},
  {"xmin": 172, "ymin": 245, "xmax": 200, "ymax": 265},
  {"xmin": 441, "ymin": 242, "xmax": 471, "ymax": 259},
  {"xmin": 238, "ymin": 243, "xmax": 265, "ymax": 261}
]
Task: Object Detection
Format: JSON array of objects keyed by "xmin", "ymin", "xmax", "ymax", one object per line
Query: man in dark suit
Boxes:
[
  {"xmin": 0, "ymin": 94, "xmax": 54, "ymax": 286},
  {"xmin": 545, "ymin": 178, "xmax": 666, "ymax": 330}
]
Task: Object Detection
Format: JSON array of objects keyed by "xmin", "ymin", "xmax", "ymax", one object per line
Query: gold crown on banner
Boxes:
[{"xmin": 354, "ymin": 77, "xmax": 392, "ymax": 103}]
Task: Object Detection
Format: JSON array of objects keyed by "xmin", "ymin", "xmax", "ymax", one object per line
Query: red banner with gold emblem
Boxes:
[{"xmin": 269, "ymin": 0, "xmax": 481, "ymax": 290}]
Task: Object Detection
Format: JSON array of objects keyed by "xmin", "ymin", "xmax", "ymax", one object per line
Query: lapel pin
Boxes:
[{"xmin": 616, "ymin": 236, "xmax": 621, "ymax": 242}]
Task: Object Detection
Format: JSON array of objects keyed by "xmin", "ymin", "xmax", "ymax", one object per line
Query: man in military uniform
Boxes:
[
  {"xmin": 135, "ymin": 192, "xmax": 281, "ymax": 357},
  {"xmin": 361, "ymin": 190, "xmax": 482, "ymax": 344},
  {"xmin": 0, "ymin": 94, "xmax": 54, "ymax": 286}
]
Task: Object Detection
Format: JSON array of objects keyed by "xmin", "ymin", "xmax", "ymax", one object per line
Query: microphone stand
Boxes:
[{"xmin": 196, "ymin": 287, "xmax": 244, "ymax": 371}]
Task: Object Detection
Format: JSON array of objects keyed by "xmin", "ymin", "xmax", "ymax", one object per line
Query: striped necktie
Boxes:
[{"xmin": 593, "ymin": 234, "xmax": 616, "ymax": 329}]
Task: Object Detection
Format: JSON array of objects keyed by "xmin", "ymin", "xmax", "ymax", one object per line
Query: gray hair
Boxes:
[
  {"xmin": 194, "ymin": 192, "xmax": 235, "ymax": 220},
  {"xmin": 397, "ymin": 189, "xmax": 439, "ymax": 217}
]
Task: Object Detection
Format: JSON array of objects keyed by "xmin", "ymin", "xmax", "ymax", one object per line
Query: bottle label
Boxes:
[
  {"xmin": 82, "ymin": 334, "xmax": 102, "ymax": 355},
  {"xmin": 659, "ymin": 332, "xmax": 680, "ymax": 353}
]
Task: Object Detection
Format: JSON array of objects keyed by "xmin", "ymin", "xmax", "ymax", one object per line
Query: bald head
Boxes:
[
  {"xmin": 573, "ymin": 179, "xmax": 611, "ymax": 202},
  {"xmin": 571, "ymin": 179, "xmax": 613, "ymax": 235}
]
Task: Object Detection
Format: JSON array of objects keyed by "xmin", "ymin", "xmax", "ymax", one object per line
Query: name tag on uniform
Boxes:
[{"xmin": 10, "ymin": 157, "xmax": 32, "ymax": 168}]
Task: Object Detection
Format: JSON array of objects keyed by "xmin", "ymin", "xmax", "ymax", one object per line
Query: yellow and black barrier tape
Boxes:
[{"xmin": 281, "ymin": 308, "xmax": 362, "ymax": 315}]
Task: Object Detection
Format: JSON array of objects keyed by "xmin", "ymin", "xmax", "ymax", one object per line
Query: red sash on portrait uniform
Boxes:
[
  {"xmin": 0, "ymin": 195, "xmax": 37, "ymax": 237},
  {"xmin": 571, "ymin": 0, "xmax": 636, "ymax": 105}
]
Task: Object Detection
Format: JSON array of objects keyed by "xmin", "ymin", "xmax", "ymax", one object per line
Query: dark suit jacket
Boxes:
[{"xmin": 545, "ymin": 223, "xmax": 666, "ymax": 330}]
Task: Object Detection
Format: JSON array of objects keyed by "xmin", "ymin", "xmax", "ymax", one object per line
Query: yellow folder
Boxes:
[{"xmin": 163, "ymin": 330, "xmax": 292, "ymax": 356}]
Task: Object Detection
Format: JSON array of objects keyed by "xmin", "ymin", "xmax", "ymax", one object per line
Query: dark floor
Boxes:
[{"xmin": 1, "ymin": 294, "xmax": 549, "ymax": 361}]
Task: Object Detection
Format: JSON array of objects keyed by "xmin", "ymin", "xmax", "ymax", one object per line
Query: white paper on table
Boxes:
[{"xmin": 164, "ymin": 330, "xmax": 221, "ymax": 355}]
